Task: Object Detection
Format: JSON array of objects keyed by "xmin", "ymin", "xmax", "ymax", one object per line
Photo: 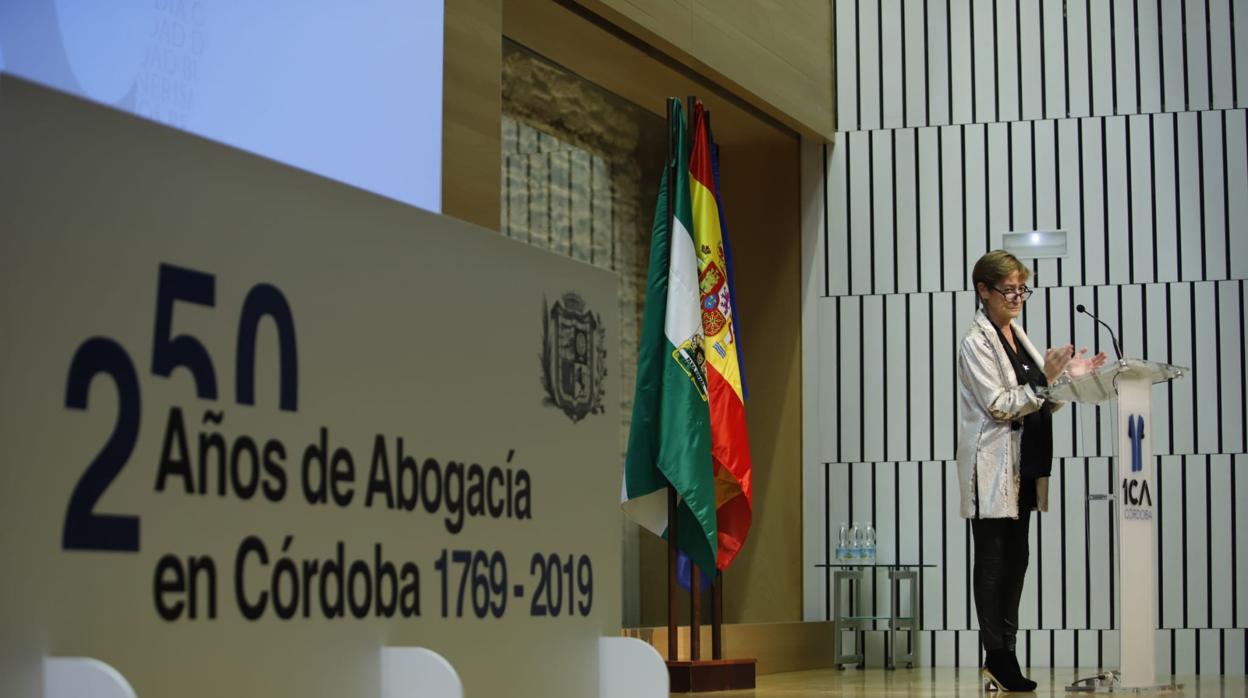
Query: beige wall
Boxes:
[
  {"xmin": 443, "ymin": 0, "xmax": 503, "ymax": 230},
  {"xmin": 443, "ymin": 0, "xmax": 809, "ymax": 625},
  {"xmin": 583, "ymin": 0, "xmax": 835, "ymax": 140}
]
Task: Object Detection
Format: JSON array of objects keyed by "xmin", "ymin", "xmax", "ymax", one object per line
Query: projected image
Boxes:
[{"xmin": 0, "ymin": 0, "xmax": 442, "ymax": 212}]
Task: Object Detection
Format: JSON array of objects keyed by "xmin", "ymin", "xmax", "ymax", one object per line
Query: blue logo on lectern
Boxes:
[
  {"xmin": 1122, "ymin": 414, "xmax": 1152, "ymax": 518},
  {"xmin": 1127, "ymin": 415, "xmax": 1144, "ymax": 472}
]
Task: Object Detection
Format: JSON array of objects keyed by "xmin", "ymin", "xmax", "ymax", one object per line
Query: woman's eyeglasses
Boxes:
[{"xmin": 991, "ymin": 286, "xmax": 1033, "ymax": 301}]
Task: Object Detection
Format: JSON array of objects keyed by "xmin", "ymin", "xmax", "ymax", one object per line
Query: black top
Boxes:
[{"xmin": 994, "ymin": 325, "xmax": 1052, "ymax": 512}]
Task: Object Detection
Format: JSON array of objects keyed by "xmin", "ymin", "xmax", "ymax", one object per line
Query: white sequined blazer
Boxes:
[{"xmin": 956, "ymin": 309, "xmax": 1063, "ymax": 519}]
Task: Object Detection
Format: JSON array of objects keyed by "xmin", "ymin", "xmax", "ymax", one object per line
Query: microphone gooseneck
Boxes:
[{"xmin": 1075, "ymin": 304, "xmax": 1123, "ymax": 360}]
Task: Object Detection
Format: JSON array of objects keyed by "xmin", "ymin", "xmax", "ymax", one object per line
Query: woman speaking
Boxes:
[{"xmin": 957, "ymin": 250, "xmax": 1105, "ymax": 692}]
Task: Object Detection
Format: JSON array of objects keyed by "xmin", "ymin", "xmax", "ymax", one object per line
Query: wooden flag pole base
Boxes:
[{"xmin": 666, "ymin": 658, "xmax": 757, "ymax": 693}]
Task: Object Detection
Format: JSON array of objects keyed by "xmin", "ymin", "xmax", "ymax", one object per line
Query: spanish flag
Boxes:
[{"xmin": 688, "ymin": 100, "xmax": 753, "ymax": 571}]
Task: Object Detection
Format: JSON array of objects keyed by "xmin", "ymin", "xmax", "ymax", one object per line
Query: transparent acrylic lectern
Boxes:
[{"xmin": 1043, "ymin": 358, "xmax": 1186, "ymax": 694}]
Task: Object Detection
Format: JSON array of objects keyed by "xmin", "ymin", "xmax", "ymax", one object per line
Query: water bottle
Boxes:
[
  {"xmin": 863, "ymin": 522, "xmax": 877, "ymax": 562},
  {"xmin": 848, "ymin": 522, "xmax": 862, "ymax": 561},
  {"xmin": 836, "ymin": 522, "xmax": 850, "ymax": 561}
]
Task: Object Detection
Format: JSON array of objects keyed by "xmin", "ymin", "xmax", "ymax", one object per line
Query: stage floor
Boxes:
[{"xmin": 696, "ymin": 667, "xmax": 1243, "ymax": 696}]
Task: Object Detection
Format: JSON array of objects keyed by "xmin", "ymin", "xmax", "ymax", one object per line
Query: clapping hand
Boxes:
[
  {"xmin": 1066, "ymin": 346, "xmax": 1109, "ymax": 378},
  {"xmin": 1043, "ymin": 344, "xmax": 1075, "ymax": 384}
]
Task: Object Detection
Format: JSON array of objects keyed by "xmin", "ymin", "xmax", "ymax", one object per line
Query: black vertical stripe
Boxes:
[
  {"xmin": 1197, "ymin": 114, "xmax": 1209, "ymax": 281},
  {"xmin": 825, "ymin": 462, "xmax": 831, "ymax": 620},
  {"xmin": 871, "ymin": 462, "xmax": 878, "ymax": 618},
  {"xmin": 1014, "ymin": 0, "xmax": 1023, "ymax": 119},
  {"xmin": 982, "ymin": 125, "xmax": 990, "ymax": 261},
  {"xmin": 1205, "ymin": 0, "xmax": 1214, "ymax": 108},
  {"xmin": 1191, "ymin": 285, "xmax": 1199, "ymax": 454},
  {"xmin": 837, "ymin": 298, "xmax": 844, "ymax": 464},
  {"xmin": 1084, "ymin": 458, "xmax": 1092, "ymax": 629},
  {"xmin": 894, "ymin": 460, "xmax": 901, "ymax": 568},
  {"xmin": 1110, "ymin": 0, "xmax": 1119, "ymax": 115},
  {"xmin": 1206, "ymin": 454, "xmax": 1214, "ymax": 629},
  {"xmin": 906, "ymin": 296, "xmax": 913, "ymax": 460},
  {"xmin": 1220, "ymin": 628, "xmax": 1225, "ymax": 676},
  {"xmin": 947, "ymin": 0, "xmax": 954, "ymax": 124},
  {"xmin": 1158, "ymin": 454, "xmax": 1166, "ymax": 625},
  {"xmin": 1061, "ymin": 458, "xmax": 1068, "ymax": 629},
  {"xmin": 1174, "ymin": 116, "xmax": 1183, "ymax": 279},
  {"xmin": 1127, "ymin": 118, "xmax": 1136, "ymax": 284},
  {"xmin": 1008, "ymin": 124, "xmax": 1016, "ymax": 233},
  {"xmin": 1232, "ymin": 0, "xmax": 1241, "ymax": 107},
  {"xmin": 1100, "ymin": 119, "xmax": 1110, "ymax": 283},
  {"xmin": 992, "ymin": 0, "xmax": 1001, "ymax": 122},
  {"xmin": 971, "ymin": 0, "xmax": 979, "ymax": 123},
  {"xmin": 879, "ymin": 0, "xmax": 887, "ymax": 129},
  {"xmin": 857, "ymin": 0, "xmax": 864, "ymax": 129},
  {"xmin": 929, "ymin": 295, "xmax": 936, "ymax": 459},
  {"xmin": 1134, "ymin": 0, "xmax": 1143, "ymax": 114},
  {"xmin": 870, "ymin": 133, "xmax": 877, "ymax": 294},
  {"xmin": 942, "ymin": 458, "xmax": 949, "ymax": 628},
  {"xmin": 892, "ymin": 130, "xmax": 900, "ymax": 292},
  {"xmin": 848, "ymin": 136, "xmax": 855, "ymax": 295},
  {"xmin": 883, "ymin": 299, "xmax": 890, "ymax": 461},
  {"xmin": 823, "ymin": 144, "xmax": 830, "ymax": 297},
  {"xmin": 1241, "ymin": 281, "xmax": 1247, "ymax": 453},
  {"xmin": 1215, "ymin": 284, "xmax": 1224, "ymax": 453},
  {"xmin": 1221, "ymin": 112, "xmax": 1231, "ymax": 280},
  {"xmin": 917, "ymin": 131, "xmax": 924, "ymax": 292},
  {"xmin": 1030, "ymin": 121, "xmax": 1037, "ymax": 229},
  {"xmin": 939, "ymin": 128, "xmax": 947, "ymax": 289},
  {"xmin": 924, "ymin": 0, "xmax": 933, "ymax": 127},
  {"xmin": 1150, "ymin": 115, "xmax": 1160, "ymax": 283},
  {"xmin": 1086, "ymin": 0, "xmax": 1095, "ymax": 114},
  {"xmin": 1159, "ymin": 0, "xmax": 1168, "ymax": 112},
  {"xmin": 1183, "ymin": 0, "xmax": 1192, "ymax": 110},
  {"xmin": 1166, "ymin": 284, "xmax": 1175, "ymax": 450},
  {"xmin": 1235, "ymin": 452, "xmax": 1241, "ymax": 628},
  {"xmin": 1097, "ymin": 628, "xmax": 1103, "ymax": 673},
  {"xmin": 1171, "ymin": 628, "xmax": 1176, "ymax": 676},
  {"xmin": 1040, "ymin": 0, "xmax": 1049, "ymax": 117},
  {"xmin": 902, "ymin": 0, "xmax": 910, "ymax": 126},
  {"xmin": 1078, "ymin": 120, "xmax": 1088, "ymax": 285},
  {"xmin": 1183, "ymin": 455, "xmax": 1190, "ymax": 628},
  {"xmin": 860, "ymin": 296, "xmax": 866, "ymax": 461},
  {"xmin": 1105, "ymin": 406, "xmax": 1115, "ymax": 628},
  {"xmin": 1063, "ymin": 0, "xmax": 1072, "ymax": 116},
  {"xmin": 965, "ymin": 519, "xmax": 973, "ymax": 629},
  {"xmin": 962, "ymin": 125, "xmax": 969, "ymax": 287}
]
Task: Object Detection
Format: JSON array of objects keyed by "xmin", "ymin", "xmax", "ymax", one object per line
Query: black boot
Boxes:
[
  {"xmin": 1006, "ymin": 651, "xmax": 1037, "ymax": 691},
  {"xmin": 1002, "ymin": 636, "xmax": 1037, "ymax": 692},
  {"xmin": 982, "ymin": 649, "xmax": 1034, "ymax": 692}
]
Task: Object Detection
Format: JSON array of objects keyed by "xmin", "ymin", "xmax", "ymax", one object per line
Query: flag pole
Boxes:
[
  {"xmin": 712, "ymin": 575, "xmax": 723, "ymax": 659},
  {"xmin": 683, "ymin": 94, "xmax": 704, "ymax": 665},
  {"xmin": 663, "ymin": 96, "xmax": 680, "ymax": 664}
]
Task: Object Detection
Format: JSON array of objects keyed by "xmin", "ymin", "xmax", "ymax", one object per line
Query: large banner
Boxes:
[{"xmin": 0, "ymin": 76, "xmax": 620, "ymax": 698}]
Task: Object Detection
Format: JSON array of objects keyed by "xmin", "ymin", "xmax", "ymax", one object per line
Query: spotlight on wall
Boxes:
[{"xmin": 1001, "ymin": 229, "xmax": 1068, "ymax": 258}]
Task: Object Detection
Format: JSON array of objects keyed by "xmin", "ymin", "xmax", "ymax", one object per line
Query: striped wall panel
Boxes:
[
  {"xmin": 806, "ymin": 457, "xmax": 1248, "ymax": 668},
  {"xmin": 806, "ymin": 0, "xmax": 1248, "ymax": 672},
  {"xmin": 837, "ymin": 0, "xmax": 1248, "ymax": 131}
]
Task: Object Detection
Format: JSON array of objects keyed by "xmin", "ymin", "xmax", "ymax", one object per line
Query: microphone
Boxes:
[{"xmin": 1075, "ymin": 304, "xmax": 1123, "ymax": 360}]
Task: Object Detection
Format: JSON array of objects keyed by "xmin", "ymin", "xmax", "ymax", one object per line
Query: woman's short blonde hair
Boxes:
[{"xmin": 971, "ymin": 249, "xmax": 1031, "ymax": 291}]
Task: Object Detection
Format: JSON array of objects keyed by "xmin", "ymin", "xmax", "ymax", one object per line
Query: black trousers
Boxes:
[{"xmin": 971, "ymin": 514, "xmax": 1031, "ymax": 653}]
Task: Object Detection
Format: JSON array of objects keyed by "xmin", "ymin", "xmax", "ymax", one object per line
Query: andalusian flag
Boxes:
[
  {"xmin": 621, "ymin": 100, "xmax": 718, "ymax": 578},
  {"xmin": 689, "ymin": 100, "xmax": 753, "ymax": 571}
]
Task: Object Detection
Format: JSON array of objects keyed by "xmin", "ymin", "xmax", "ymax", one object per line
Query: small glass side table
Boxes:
[{"xmin": 814, "ymin": 562, "xmax": 935, "ymax": 669}]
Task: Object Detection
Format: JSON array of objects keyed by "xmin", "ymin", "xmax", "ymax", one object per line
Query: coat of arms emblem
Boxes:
[{"xmin": 541, "ymin": 292, "xmax": 607, "ymax": 422}]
